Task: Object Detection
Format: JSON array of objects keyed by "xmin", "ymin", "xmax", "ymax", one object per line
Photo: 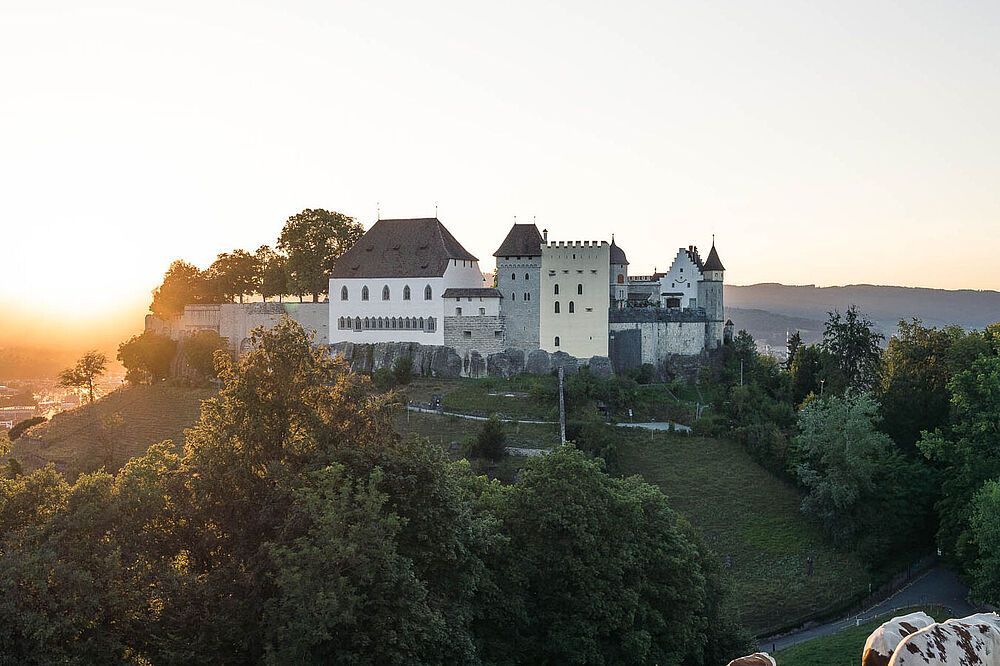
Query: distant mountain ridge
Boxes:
[{"xmin": 724, "ymin": 283, "xmax": 1000, "ymax": 351}]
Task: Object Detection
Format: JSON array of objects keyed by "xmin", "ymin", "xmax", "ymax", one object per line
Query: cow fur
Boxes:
[
  {"xmin": 889, "ymin": 613, "xmax": 1000, "ymax": 666},
  {"xmin": 727, "ymin": 653, "xmax": 776, "ymax": 666},
  {"xmin": 863, "ymin": 611, "xmax": 936, "ymax": 666}
]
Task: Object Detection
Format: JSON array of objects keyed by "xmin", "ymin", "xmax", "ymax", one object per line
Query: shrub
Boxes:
[
  {"xmin": 372, "ymin": 368, "xmax": 396, "ymax": 392},
  {"xmin": 392, "ymin": 356, "xmax": 413, "ymax": 385},
  {"xmin": 467, "ymin": 415, "xmax": 506, "ymax": 461},
  {"xmin": 8, "ymin": 416, "xmax": 45, "ymax": 441}
]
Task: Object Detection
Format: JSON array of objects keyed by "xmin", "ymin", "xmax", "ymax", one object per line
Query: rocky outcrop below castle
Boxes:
[{"xmin": 328, "ymin": 341, "xmax": 613, "ymax": 379}]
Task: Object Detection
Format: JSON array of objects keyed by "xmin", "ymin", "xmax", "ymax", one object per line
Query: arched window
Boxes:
[
  {"xmin": 382, "ymin": 285, "xmax": 390, "ymax": 301},
  {"xmin": 617, "ymin": 274, "xmax": 625, "ymax": 284},
  {"xmin": 378, "ymin": 318, "xmax": 384, "ymax": 329},
  {"xmin": 424, "ymin": 285, "xmax": 432, "ymax": 300},
  {"xmin": 511, "ymin": 292, "xmax": 515, "ymax": 301},
  {"xmin": 554, "ymin": 284, "xmax": 560, "ymax": 295},
  {"xmin": 361, "ymin": 286, "xmax": 369, "ymax": 301},
  {"xmin": 511, "ymin": 273, "xmax": 516, "ymax": 281},
  {"xmin": 554, "ymin": 336, "xmax": 560, "ymax": 347},
  {"xmin": 554, "ymin": 301, "xmax": 560, "ymax": 314},
  {"xmin": 419, "ymin": 317, "xmax": 424, "ymax": 329},
  {"xmin": 577, "ymin": 284, "xmax": 583, "ymax": 295},
  {"xmin": 340, "ymin": 286, "xmax": 348, "ymax": 301},
  {"xmin": 569, "ymin": 301, "xmax": 575, "ymax": 313},
  {"xmin": 427, "ymin": 316, "xmax": 435, "ymax": 332},
  {"xmin": 524, "ymin": 273, "xmax": 529, "ymax": 280},
  {"xmin": 405, "ymin": 318, "xmax": 410, "ymax": 329},
  {"xmin": 403, "ymin": 285, "xmax": 411, "ymax": 300},
  {"xmin": 354, "ymin": 317, "xmax": 361, "ymax": 330}
]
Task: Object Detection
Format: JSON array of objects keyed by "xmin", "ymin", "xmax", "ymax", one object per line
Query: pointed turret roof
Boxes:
[
  {"xmin": 494, "ymin": 223, "xmax": 544, "ymax": 257},
  {"xmin": 609, "ymin": 236, "xmax": 629, "ymax": 265},
  {"xmin": 703, "ymin": 241, "xmax": 725, "ymax": 272}
]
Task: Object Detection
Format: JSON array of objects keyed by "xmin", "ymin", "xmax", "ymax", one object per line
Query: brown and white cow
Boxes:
[
  {"xmin": 888, "ymin": 613, "xmax": 1000, "ymax": 666},
  {"xmin": 862, "ymin": 611, "xmax": 936, "ymax": 666},
  {"xmin": 726, "ymin": 653, "xmax": 776, "ymax": 666}
]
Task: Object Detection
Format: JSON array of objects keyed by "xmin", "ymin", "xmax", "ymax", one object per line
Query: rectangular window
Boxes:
[
  {"xmin": 494, "ymin": 331, "xmax": 502, "ymax": 338},
  {"xmin": 456, "ymin": 307, "xmax": 462, "ymax": 315},
  {"xmin": 463, "ymin": 331, "xmax": 472, "ymax": 338},
  {"xmin": 479, "ymin": 307, "xmax": 486, "ymax": 315}
]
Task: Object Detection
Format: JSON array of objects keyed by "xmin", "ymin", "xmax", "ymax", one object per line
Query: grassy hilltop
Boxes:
[{"xmin": 10, "ymin": 374, "xmax": 870, "ymax": 637}]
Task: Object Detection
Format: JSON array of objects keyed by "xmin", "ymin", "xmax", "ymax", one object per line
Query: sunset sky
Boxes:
[{"xmin": 2, "ymin": 1, "xmax": 998, "ymax": 347}]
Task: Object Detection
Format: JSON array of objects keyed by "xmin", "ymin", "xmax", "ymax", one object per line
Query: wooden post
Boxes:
[{"xmin": 558, "ymin": 367, "xmax": 566, "ymax": 445}]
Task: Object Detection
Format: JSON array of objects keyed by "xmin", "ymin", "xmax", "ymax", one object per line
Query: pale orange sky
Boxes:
[{"xmin": 2, "ymin": 0, "xmax": 999, "ymax": 346}]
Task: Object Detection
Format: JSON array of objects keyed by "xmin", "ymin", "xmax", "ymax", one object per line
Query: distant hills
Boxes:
[{"xmin": 725, "ymin": 283, "xmax": 1000, "ymax": 351}]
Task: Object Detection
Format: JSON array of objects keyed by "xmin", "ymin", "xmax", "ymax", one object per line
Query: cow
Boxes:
[
  {"xmin": 726, "ymin": 653, "xmax": 776, "ymax": 666},
  {"xmin": 862, "ymin": 611, "xmax": 937, "ymax": 666},
  {"xmin": 889, "ymin": 613, "xmax": 1000, "ymax": 665}
]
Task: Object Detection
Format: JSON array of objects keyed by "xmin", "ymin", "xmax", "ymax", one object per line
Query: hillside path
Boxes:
[{"xmin": 765, "ymin": 567, "xmax": 975, "ymax": 652}]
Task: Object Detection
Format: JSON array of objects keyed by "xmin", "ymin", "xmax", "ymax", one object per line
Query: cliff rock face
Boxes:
[
  {"xmin": 487, "ymin": 348, "xmax": 525, "ymax": 378},
  {"xmin": 328, "ymin": 341, "xmax": 613, "ymax": 380}
]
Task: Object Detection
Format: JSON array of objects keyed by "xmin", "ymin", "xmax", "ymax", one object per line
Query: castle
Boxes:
[
  {"xmin": 327, "ymin": 218, "xmax": 730, "ymax": 373},
  {"xmin": 147, "ymin": 217, "xmax": 731, "ymax": 377}
]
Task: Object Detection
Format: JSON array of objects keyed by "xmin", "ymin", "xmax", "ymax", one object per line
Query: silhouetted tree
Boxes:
[
  {"xmin": 58, "ymin": 351, "xmax": 108, "ymax": 402},
  {"xmin": 278, "ymin": 209, "xmax": 364, "ymax": 302}
]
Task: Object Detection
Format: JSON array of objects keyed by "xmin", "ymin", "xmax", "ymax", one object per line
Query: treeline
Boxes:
[
  {"xmin": 0, "ymin": 320, "xmax": 751, "ymax": 664},
  {"xmin": 708, "ymin": 306, "xmax": 1000, "ymax": 600},
  {"xmin": 151, "ymin": 209, "xmax": 364, "ymax": 317}
]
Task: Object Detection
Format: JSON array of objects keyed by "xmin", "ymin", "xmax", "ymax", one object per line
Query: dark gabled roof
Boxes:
[
  {"xmin": 493, "ymin": 223, "xmax": 544, "ymax": 257},
  {"xmin": 441, "ymin": 288, "xmax": 503, "ymax": 299},
  {"xmin": 610, "ymin": 238, "xmax": 629, "ymax": 265},
  {"xmin": 703, "ymin": 243, "xmax": 725, "ymax": 271},
  {"xmin": 331, "ymin": 218, "xmax": 478, "ymax": 279}
]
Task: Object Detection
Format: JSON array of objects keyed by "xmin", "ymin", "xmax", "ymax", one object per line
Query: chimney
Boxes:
[{"xmin": 542, "ymin": 228, "xmax": 548, "ymax": 243}]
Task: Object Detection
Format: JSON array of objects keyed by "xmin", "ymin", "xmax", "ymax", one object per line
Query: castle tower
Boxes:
[
  {"xmin": 494, "ymin": 223, "xmax": 544, "ymax": 350},
  {"xmin": 697, "ymin": 239, "xmax": 725, "ymax": 350},
  {"xmin": 609, "ymin": 236, "xmax": 629, "ymax": 309}
]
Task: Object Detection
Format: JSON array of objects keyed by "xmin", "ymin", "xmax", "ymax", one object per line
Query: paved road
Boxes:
[{"xmin": 766, "ymin": 567, "xmax": 975, "ymax": 652}]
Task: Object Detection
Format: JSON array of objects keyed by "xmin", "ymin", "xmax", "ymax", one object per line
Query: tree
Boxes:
[
  {"xmin": 392, "ymin": 355, "xmax": 413, "ymax": 385},
  {"xmin": 182, "ymin": 330, "xmax": 228, "ymax": 379},
  {"xmin": 919, "ymin": 352, "xmax": 1000, "ymax": 568},
  {"xmin": 117, "ymin": 332, "xmax": 176, "ymax": 384},
  {"xmin": 969, "ymin": 478, "xmax": 1000, "ymax": 605},
  {"xmin": 7, "ymin": 416, "xmax": 45, "ymax": 441},
  {"xmin": 785, "ymin": 330, "xmax": 802, "ymax": 371},
  {"xmin": 879, "ymin": 319, "xmax": 957, "ymax": 450},
  {"xmin": 277, "ymin": 209, "xmax": 364, "ymax": 302},
  {"xmin": 150, "ymin": 260, "xmax": 210, "ymax": 318},
  {"xmin": 206, "ymin": 249, "xmax": 259, "ymax": 303},
  {"xmin": 474, "ymin": 446, "xmax": 728, "ymax": 665},
  {"xmin": 58, "ymin": 351, "xmax": 108, "ymax": 403},
  {"xmin": 468, "ymin": 414, "xmax": 506, "ymax": 461},
  {"xmin": 256, "ymin": 245, "xmax": 288, "ymax": 302},
  {"xmin": 793, "ymin": 391, "xmax": 935, "ymax": 562},
  {"xmin": 821, "ymin": 305, "xmax": 884, "ymax": 392},
  {"xmin": 789, "ymin": 344, "xmax": 843, "ymax": 406}
]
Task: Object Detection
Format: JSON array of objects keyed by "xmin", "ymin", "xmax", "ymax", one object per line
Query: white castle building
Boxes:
[{"xmin": 329, "ymin": 217, "xmax": 729, "ymax": 370}]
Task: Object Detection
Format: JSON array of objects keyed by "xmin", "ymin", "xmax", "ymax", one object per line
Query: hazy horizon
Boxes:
[{"xmin": 3, "ymin": 1, "xmax": 999, "ymax": 350}]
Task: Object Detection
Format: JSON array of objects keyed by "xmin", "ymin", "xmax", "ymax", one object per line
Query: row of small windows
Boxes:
[
  {"xmin": 553, "ymin": 284, "xmax": 583, "ymax": 295},
  {"xmin": 510, "ymin": 273, "xmax": 530, "ymax": 281},
  {"xmin": 553, "ymin": 301, "xmax": 576, "ymax": 313},
  {"xmin": 510, "ymin": 292, "xmax": 531, "ymax": 301},
  {"xmin": 337, "ymin": 316, "xmax": 436, "ymax": 332},
  {"xmin": 340, "ymin": 284, "xmax": 433, "ymax": 301}
]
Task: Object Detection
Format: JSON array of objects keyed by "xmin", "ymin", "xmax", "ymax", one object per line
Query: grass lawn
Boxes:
[
  {"xmin": 11, "ymin": 383, "xmax": 215, "ymax": 478},
  {"xmin": 774, "ymin": 605, "xmax": 949, "ymax": 666},
  {"xmin": 393, "ymin": 409, "xmax": 561, "ymax": 452},
  {"xmin": 617, "ymin": 430, "xmax": 870, "ymax": 637}
]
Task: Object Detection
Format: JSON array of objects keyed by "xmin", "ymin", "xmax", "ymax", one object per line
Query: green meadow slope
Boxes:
[
  {"xmin": 616, "ymin": 431, "xmax": 870, "ymax": 637},
  {"xmin": 11, "ymin": 383, "xmax": 214, "ymax": 478}
]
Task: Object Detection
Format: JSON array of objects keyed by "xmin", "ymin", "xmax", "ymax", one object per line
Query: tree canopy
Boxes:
[
  {"xmin": 57, "ymin": 351, "xmax": 108, "ymax": 403},
  {"xmin": 278, "ymin": 209, "xmax": 364, "ymax": 302}
]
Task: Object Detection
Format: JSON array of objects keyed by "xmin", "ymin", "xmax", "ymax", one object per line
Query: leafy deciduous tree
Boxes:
[
  {"xmin": 277, "ymin": 209, "xmax": 364, "ymax": 302},
  {"xmin": 57, "ymin": 351, "xmax": 108, "ymax": 403}
]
